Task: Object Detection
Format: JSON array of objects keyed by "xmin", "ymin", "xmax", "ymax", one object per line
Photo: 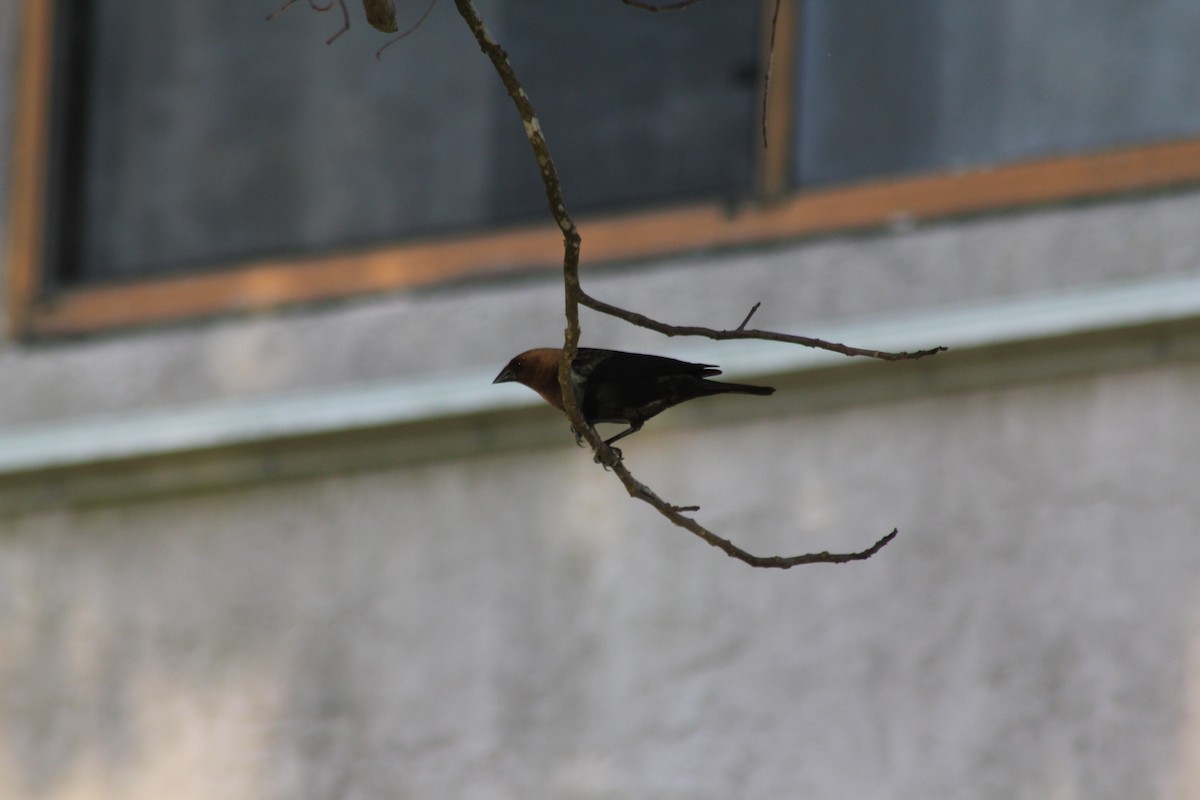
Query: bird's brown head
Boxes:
[{"xmin": 493, "ymin": 348, "xmax": 564, "ymax": 410}]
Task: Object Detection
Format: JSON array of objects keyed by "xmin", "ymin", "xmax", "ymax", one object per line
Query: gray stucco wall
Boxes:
[
  {"xmin": 4, "ymin": 3, "xmax": 1200, "ymax": 799},
  {"xmin": 3, "ymin": 358, "xmax": 1200, "ymax": 799}
]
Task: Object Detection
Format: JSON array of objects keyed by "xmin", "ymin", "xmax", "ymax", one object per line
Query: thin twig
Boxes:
[
  {"xmin": 454, "ymin": 0, "xmax": 902, "ymax": 569},
  {"xmin": 736, "ymin": 302, "xmax": 762, "ymax": 331},
  {"xmin": 268, "ymin": 0, "xmax": 351, "ymax": 44},
  {"xmin": 377, "ymin": 0, "xmax": 440, "ymax": 59},
  {"xmin": 613, "ymin": 461, "xmax": 896, "ymax": 567},
  {"xmin": 579, "ymin": 291, "xmax": 946, "ymax": 360},
  {"xmin": 267, "ymin": 0, "xmax": 299, "ymax": 20},
  {"xmin": 762, "ymin": 0, "xmax": 784, "ymax": 147},
  {"xmin": 622, "ymin": 0, "xmax": 705, "ymax": 11},
  {"xmin": 325, "ymin": 1, "xmax": 351, "ymax": 43}
]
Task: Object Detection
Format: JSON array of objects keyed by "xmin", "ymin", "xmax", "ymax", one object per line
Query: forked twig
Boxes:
[
  {"xmin": 267, "ymin": 0, "xmax": 351, "ymax": 44},
  {"xmin": 736, "ymin": 302, "xmax": 762, "ymax": 331},
  {"xmin": 578, "ymin": 292, "xmax": 947, "ymax": 360}
]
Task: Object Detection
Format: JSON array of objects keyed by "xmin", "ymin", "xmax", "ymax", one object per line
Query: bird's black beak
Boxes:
[{"xmin": 493, "ymin": 367, "xmax": 515, "ymax": 384}]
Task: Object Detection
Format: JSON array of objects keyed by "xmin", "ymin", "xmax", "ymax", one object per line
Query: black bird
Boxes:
[{"xmin": 494, "ymin": 347, "xmax": 775, "ymax": 452}]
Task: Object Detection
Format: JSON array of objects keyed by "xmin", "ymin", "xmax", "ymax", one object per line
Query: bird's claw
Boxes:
[
  {"xmin": 592, "ymin": 445, "xmax": 622, "ymax": 467},
  {"xmin": 569, "ymin": 424, "xmax": 621, "ymax": 466}
]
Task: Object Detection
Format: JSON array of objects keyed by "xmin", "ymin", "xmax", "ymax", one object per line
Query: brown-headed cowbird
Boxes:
[{"xmin": 494, "ymin": 347, "xmax": 775, "ymax": 453}]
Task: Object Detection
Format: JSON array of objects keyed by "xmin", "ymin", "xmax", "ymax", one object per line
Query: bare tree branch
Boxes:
[
  {"xmin": 453, "ymin": 0, "xmax": 910, "ymax": 568},
  {"xmin": 446, "ymin": 1, "xmax": 586, "ymax": 434},
  {"xmin": 610, "ymin": 462, "xmax": 899, "ymax": 568},
  {"xmin": 579, "ymin": 291, "xmax": 947, "ymax": 360}
]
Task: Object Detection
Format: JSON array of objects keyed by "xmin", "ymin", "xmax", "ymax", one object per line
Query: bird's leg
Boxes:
[
  {"xmin": 592, "ymin": 420, "xmax": 643, "ymax": 464},
  {"xmin": 603, "ymin": 421, "xmax": 642, "ymax": 449}
]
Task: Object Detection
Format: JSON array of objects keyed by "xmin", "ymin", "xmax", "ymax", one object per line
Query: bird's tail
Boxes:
[{"xmin": 706, "ymin": 380, "xmax": 775, "ymax": 396}]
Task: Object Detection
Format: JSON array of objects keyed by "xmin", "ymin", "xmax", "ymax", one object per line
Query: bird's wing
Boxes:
[{"xmin": 574, "ymin": 348, "xmax": 721, "ymax": 381}]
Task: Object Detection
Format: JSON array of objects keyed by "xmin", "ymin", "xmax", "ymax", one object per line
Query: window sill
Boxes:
[{"xmin": 12, "ymin": 138, "xmax": 1200, "ymax": 338}]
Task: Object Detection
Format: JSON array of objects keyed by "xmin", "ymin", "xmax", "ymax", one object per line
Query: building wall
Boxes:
[
  {"xmin": 4, "ymin": 4, "xmax": 1200, "ymax": 799},
  {"xmin": 3, "ymin": 354, "xmax": 1200, "ymax": 800}
]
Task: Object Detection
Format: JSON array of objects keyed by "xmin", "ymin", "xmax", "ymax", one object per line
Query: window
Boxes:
[
  {"xmin": 9, "ymin": 0, "xmax": 1200, "ymax": 336},
  {"xmin": 795, "ymin": 0, "xmax": 1200, "ymax": 185},
  {"xmin": 59, "ymin": 1, "xmax": 758, "ymax": 283}
]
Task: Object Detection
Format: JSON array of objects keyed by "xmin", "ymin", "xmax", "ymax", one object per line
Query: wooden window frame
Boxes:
[{"xmin": 10, "ymin": 0, "xmax": 1200, "ymax": 338}]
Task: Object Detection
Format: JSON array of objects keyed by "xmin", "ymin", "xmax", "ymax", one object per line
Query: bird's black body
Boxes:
[
  {"xmin": 494, "ymin": 347, "xmax": 775, "ymax": 454},
  {"xmin": 571, "ymin": 348, "xmax": 772, "ymax": 428}
]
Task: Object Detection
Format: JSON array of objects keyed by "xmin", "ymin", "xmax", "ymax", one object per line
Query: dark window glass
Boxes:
[
  {"xmin": 51, "ymin": 1, "xmax": 759, "ymax": 285},
  {"xmin": 795, "ymin": 0, "xmax": 1200, "ymax": 186}
]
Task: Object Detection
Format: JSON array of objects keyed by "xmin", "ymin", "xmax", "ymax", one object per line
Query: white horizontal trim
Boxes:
[
  {"xmin": 708, "ymin": 273, "xmax": 1200, "ymax": 377},
  {"xmin": 0, "ymin": 370, "xmax": 531, "ymax": 476},
  {"xmin": 2, "ymin": 274, "xmax": 1200, "ymax": 478}
]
